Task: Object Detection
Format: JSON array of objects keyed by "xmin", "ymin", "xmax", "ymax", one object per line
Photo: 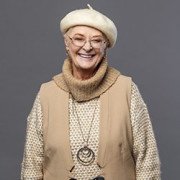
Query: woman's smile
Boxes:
[{"xmin": 77, "ymin": 53, "xmax": 96, "ymax": 59}]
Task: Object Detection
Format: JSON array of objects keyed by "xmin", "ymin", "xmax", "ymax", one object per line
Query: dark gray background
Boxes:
[{"xmin": 0, "ymin": 0, "xmax": 179, "ymax": 179}]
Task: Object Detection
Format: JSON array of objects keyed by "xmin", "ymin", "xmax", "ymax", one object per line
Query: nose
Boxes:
[{"xmin": 82, "ymin": 40, "xmax": 93, "ymax": 51}]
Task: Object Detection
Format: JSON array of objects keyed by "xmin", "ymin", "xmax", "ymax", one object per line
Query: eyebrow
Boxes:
[{"xmin": 73, "ymin": 33, "xmax": 104, "ymax": 38}]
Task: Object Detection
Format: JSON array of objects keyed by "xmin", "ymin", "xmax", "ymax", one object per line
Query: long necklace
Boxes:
[{"xmin": 72, "ymin": 98, "xmax": 98, "ymax": 166}]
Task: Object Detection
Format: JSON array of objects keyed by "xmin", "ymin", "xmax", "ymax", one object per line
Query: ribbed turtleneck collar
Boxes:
[{"xmin": 53, "ymin": 58, "xmax": 120, "ymax": 102}]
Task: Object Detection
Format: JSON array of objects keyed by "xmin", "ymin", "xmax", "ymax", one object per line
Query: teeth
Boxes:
[{"xmin": 79, "ymin": 54, "xmax": 93, "ymax": 58}]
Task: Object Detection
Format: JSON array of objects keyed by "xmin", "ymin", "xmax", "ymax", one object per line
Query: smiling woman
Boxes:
[
  {"xmin": 21, "ymin": 4, "xmax": 161, "ymax": 180},
  {"xmin": 64, "ymin": 26, "xmax": 108, "ymax": 80}
]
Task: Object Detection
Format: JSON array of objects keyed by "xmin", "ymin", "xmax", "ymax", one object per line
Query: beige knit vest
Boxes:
[{"xmin": 39, "ymin": 75, "xmax": 136, "ymax": 180}]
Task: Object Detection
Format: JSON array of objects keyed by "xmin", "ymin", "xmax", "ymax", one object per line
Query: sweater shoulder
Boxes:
[
  {"xmin": 114, "ymin": 72, "xmax": 132, "ymax": 90},
  {"xmin": 118, "ymin": 73, "xmax": 132, "ymax": 82},
  {"xmin": 110, "ymin": 72, "xmax": 133, "ymax": 107},
  {"xmin": 109, "ymin": 66, "xmax": 132, "ymax": 81},
  {"xmin": 39, "ymin": 80, "xmax": 56, "ymax": 93},
  {"xmin": 39, "ymin": 74, "xmax": 64, "ymax": 99}
]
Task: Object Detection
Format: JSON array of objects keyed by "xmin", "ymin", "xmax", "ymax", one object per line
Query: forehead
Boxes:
[{"xmin": 67, "ymin": 25, "xmax": 104, "ymax": 37}]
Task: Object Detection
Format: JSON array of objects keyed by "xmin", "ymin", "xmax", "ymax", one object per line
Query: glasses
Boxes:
[{"xmin": 66, "ymin": 35, "xmax": 107, "ymax": 49}]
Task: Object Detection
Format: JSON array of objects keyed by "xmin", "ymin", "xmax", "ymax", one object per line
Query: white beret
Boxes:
[{"xmin": 60, "ymin": 4, "xmax": 117, "ymax": 48}]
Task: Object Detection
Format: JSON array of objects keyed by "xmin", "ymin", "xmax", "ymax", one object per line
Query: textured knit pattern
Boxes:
[
  {"xmin": 69, "ymin": 96, "xmax": 101, "ymax": 179},
  {"xmin": 21, "ymin": 82, "xmax": 161, "ymax": 180},
  {"xmin": 21, "ymin": 93, "xmax": 43, "ymax": 180},
  {"xmin": 131, "ymin": 83, "xmax": 161, "ymax": 179}
]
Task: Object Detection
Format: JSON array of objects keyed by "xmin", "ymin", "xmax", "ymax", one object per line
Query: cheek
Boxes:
[
  {"xmin": 97, "ymin": 47, "xmax": 106, "ymax": 57},
  {"xmin": 69, "ymin": 48, "xmax": 80, "ymax": 59},
  {"xmin": 68, "ymin": 43, "xmax": 79, "ymax": 55}
]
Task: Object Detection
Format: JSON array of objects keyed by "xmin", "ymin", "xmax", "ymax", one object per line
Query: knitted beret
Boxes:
[{"xmin": 60, "ymin": 4, "xmax": 117, "ymax": 48}]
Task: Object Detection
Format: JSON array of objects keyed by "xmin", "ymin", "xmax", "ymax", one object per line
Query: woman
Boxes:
[{"xmin": 21, "ymin": 4, "xmax": 161, "ymax": 180}]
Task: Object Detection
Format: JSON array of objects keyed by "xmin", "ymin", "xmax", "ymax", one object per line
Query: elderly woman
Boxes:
[{"xmin": 21, "ymin": 4, "xmax": 161, "ymax": 180}]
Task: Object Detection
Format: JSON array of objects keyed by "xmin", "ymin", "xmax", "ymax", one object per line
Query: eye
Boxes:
[
  {"xmin": 73, "ymin": 37, "xmax": 85, "ymax": 42},
  {"xmin": 91, "ymin": 39, "xmax": 103, "ymax": 43}
]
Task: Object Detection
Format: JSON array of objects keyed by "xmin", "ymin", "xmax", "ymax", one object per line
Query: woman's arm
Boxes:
[
  {"xmin": 21, "ymin": 93, "xmax": 44, "ymax": 180},
  {"xmin": 131, "ymin": 82, "xmax": 161, "ymax": 179}
]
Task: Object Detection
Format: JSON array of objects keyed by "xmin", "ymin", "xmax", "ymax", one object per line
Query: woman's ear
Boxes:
[{"xmin": 64, "ymin": 35, "xmax": 69, "ymax": 50}]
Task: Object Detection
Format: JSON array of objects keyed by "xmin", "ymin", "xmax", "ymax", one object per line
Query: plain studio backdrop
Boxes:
[{"xmin": 0, "ymin": 0, "xmax": 180, "ymax": 179}]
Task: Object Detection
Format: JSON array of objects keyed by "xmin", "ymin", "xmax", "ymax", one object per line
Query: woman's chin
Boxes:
[{"xmin": 77, "ymin": 64, "xmax": 95, "ymax": 70}]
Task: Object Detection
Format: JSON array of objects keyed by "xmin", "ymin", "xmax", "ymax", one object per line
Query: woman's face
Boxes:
[{"xmin": 64, "ymin": 25, "xmax": 108, "ymax": 74}]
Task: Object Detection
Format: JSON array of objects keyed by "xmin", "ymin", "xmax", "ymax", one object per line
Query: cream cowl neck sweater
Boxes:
[{"xmin": 53, "ymin": 57, "xmax": 120, "ymax": 102}]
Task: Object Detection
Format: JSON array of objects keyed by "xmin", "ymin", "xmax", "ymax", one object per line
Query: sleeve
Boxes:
[
  {"xmin": 21, "ymin": 92, "xmax": 44, "ymax": 180},
  {"xmin": 130, "ymin": 82, "xmax": 161, "ymax": 180}
]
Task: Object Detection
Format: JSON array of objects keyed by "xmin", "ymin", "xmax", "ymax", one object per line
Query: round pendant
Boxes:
[{"xmin": 77, "ymin": 146, "xmax": 95, "ymax": 166}]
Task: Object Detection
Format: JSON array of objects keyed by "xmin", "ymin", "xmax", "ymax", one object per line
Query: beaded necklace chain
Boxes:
[{"xmin": 72, "ymin": 98, "xmax": 98, "ymax": 166}]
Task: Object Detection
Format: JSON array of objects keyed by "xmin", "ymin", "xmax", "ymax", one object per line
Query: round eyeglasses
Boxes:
[{"xmin": 66, "ymin": 35, "xmax": 107, "ymax": 49}]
